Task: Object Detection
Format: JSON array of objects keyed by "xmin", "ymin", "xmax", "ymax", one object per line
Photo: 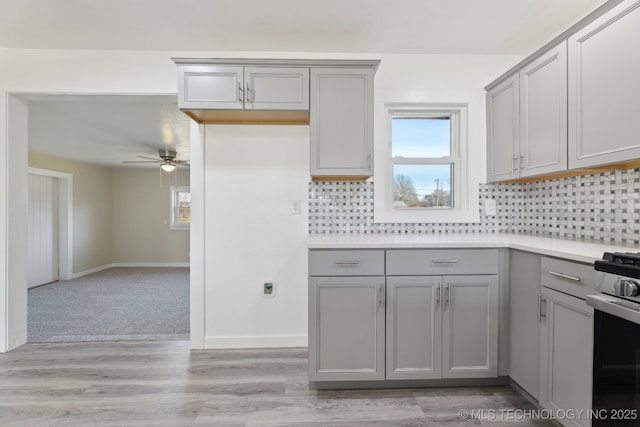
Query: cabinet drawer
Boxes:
[
  {"xmin": 309, "ymin": 250, "xmax": 384, "ymax": 276},
  {"xmin": 541, "ymin": 257, "xmax": 594, "ymax": 299},
  {"xmin": 386, "ymin": 249, "xmax": 498, "ymax": 275}
]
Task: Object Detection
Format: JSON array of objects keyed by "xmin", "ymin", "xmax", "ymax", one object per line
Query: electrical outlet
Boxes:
[
  {"xmin": 485, "ymin": 199, "xmax": 497, "ymax": 216},
  {"xmin": 263, "ymin": 282, "xmax": 276, "ymax": 298}
]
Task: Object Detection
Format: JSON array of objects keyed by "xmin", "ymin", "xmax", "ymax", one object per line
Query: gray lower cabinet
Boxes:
[
  {"xmin": 539, "ymin": 287, "xmax": 593, "ymax": 427},
  {"xmin": 386, "ymin": 274, "xmax": 499, "ymax": 380},
  {"xmin": 308, "ymin": 276, "xmax": 385, "ymax": 381},
  {"xmin": 386, "ymin": 276, "xmax": 442, "ymax": 380},
  {"xmin": 309, "ymin": 248, "xmax": 500, "ymax": 383},
  {"xmin": 508, "ymin": 250, "xmax": 542, "ymax": 399}
]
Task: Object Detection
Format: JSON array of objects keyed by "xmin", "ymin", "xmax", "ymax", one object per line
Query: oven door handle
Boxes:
[{"xmin": 586, "ymin": 294, "xmax": 640, "ymax": 325}]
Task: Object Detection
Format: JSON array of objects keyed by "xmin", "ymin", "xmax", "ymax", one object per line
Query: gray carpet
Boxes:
[{"xmin": 28, "ymin": 267, "xmax": 190, "ymax": 342}]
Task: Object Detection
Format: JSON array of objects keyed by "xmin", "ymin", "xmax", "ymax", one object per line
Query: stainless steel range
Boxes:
[
  {"xmin": 587, "ymin": 252, "xmax": 640, "ymax": 427},
  {"xmin": 589, "ymin": 252, "xmax": 640, "ymax": 324}
]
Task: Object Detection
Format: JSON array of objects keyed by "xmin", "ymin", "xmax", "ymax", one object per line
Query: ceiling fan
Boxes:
[{"xmin": 123, "ymin": 149, "xmax": 189, "ymax": 172}]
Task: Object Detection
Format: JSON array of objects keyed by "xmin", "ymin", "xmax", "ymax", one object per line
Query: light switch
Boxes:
[{"xmin": 291, "ymin": 200, "xmax": 301, "ymax": 215}]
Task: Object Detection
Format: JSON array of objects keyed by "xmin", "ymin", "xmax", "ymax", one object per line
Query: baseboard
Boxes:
[
  {"xmin": 112, "ymin": 262, "xmax": 190, "ymax": 268},
  {"xmin": 204, "ymin": 334, "xmax": 308, "ymax": 349},
  {"xmin": 70, "ymin": 263, "xmax": 116, "ymax": 279},
  {"xmin": 70, "ymin": 262, "xmax": 190, "ymax": 279}
]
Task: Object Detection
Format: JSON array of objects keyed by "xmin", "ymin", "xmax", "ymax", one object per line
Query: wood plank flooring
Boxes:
[{"xmin": 0, "ymin": 340, "xmax": 554, "ymax": 426}]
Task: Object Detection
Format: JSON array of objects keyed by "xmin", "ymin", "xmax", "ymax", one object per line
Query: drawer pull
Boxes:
[
  {"xmin": 432, "ymin": 259, "xmax": 458, "ymax": 264},
  {"xmin": 548, "ymin": 271, "xmax": 581, "ymax": 282},
  {"xmin": 334, "ymin": 260, "xmax": 361, "ymax": 265}
]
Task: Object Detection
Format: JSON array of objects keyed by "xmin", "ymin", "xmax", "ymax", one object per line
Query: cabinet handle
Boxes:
[
  {"xmin": 436, "ymin": 284, "xmax": 441, "ymax": 311},
  {"xmin": 444, "ymin": 284, "xmax": 450, "ymax": 311},
  {"xmin": 519, "ymin": 154, "xmax": 525, "ymax": 169},
  {"xmin": 238, "ymin": 83, "xmax": 244, "ymax": 103},
  {"xmin": 246, "ymin": 83, "xmax": 252, "ymax": 103},
  {"xmin": 513, "ymin": 155, "xmax": 519, "ymax": 171},
  {"xmin": 378, "ymin": 284, "xmax": 384, "ymax": 308},
  {"xmin": 548, "ymin": 271, "xmax": 581, "ymax": 282},
  {"xmin": 537, "ymin": 293, "xmax": 546, "ymax": 322},
  {"xmin": 334, "ymin": 260, "xmax": 361, "ymax": 265},
  {"xmin": 368, "ymin": 151, "xmax": 372, "ymax": 169},
  {"xmin": 432, "ymin": 259, "xmax": 458, "ymax": 264}
]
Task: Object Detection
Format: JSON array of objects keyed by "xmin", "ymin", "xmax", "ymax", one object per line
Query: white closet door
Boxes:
[{"xmin": 28, "ymin": 174, "xmax": 59, "ymax": 288}]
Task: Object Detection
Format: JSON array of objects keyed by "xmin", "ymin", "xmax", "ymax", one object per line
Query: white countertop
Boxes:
[{"xmin": 308, "ymin": 232, "xmax": 640, "ymax": 264}]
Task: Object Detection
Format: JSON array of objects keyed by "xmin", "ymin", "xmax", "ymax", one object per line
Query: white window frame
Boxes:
[
  {"xmin": 170, "ymin": 186, "xmax": 191, "ymax": 230},
  {"xmin": 374, "ymin": 103, "xmax": 480, "ymax": 224}
]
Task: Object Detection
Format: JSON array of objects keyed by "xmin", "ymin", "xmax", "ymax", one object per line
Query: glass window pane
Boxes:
[
  {"xmin": 393, "ymin": 164, "xmax": 453, "ymax": 208},
  {"xmin": 392, "ymin": 117, "xmax": 450, "ymax": 158}
]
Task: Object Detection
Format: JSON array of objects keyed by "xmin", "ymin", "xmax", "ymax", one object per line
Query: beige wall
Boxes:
[
  {"xmin": 28, "ymin": 153, "xmax": 190, "ymax": 273},
  {"xmin": 29, "ymin": 152, "xmax": 114, "ymax": 274},
  {"xmin": 112, "ymin": 168, "xmax": 189, "ymax": 264}
]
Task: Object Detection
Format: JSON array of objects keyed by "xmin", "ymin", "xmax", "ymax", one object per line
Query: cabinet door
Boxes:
[
  {"xmin": 310, "ymin": 68, "xmax": 374, "ymax": 177},
  {"xmin": 539, "ymin": 287, "xmax": 593, "ymax": 427},
  {"xmin": 487, "ymin": 74, "xmax": 520, "ymax": 182},
  {"xmin": 519, "ymin": 42, "xmax": 568, "ymax": 177},
  {"xmin": 244, "ymin": 67, "xmax": 309, "ymax": 111},
  {"xmin": 385, "ymin": 276, "xmax": 442, "ymax": 380},
  {"xmin": 177, "ymin": 65, "xmax": 244, "ymax": 110},
  {"xmin": 568, "ymin": 1, "xmax": 640, "ymax": 169},
  {"xmin": 442, "ymin": 275, "xmax": 499, "ymax": 378},
  {"xmin": 509, "ymin": 251, "xmax": 541, "ymax": 399},
  {"xmin": 308, "ymin": 276, "xmax": 385, "ymax": 381}
]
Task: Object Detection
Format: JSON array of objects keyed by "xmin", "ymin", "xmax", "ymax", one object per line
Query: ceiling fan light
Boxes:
[{"xmin": 161, "ymin": 162, "xmax": 176, "ymax": 172}]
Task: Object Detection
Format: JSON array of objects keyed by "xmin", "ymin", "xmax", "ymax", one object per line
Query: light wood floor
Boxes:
[{"xmin": 0, "ymin": 340, "xmax": 553, "ymax": 426}]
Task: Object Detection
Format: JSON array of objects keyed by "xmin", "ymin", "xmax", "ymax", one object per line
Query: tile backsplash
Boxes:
[{"xmin": 308, "ymin": 168, "xmax": 640, "ymax": 245}]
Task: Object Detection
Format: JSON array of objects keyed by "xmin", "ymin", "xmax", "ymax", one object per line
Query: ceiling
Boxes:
[
  {"xmin": 13, "ymin": 0, "xmax": 608, "ymax": 168},
  {"xmin": 27, "ymin": 95, "xmax": 191, "ymax": 168},
  {"xmin": 0, "ymin": 0, "xmax": 607, "ymax": 54}
]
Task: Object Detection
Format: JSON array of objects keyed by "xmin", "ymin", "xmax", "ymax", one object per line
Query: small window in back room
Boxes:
[
  {"xmin": 170, "ymin": 186, "xmax": 191, "ymax": 230},
  {"xmin": 392, "ymin": 116, "xmax": 455, "ymax": 209}
]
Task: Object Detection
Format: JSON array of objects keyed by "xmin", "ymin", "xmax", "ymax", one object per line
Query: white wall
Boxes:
[
  {"xmin": 29, "ymin": 152, "xmax": 114, "ymax": 275},
  {"xmin": 0, "ymin": 48, "xmax": 522, "ymax": 352},
  {"xmin": 112, "ymin": 168, "xmax": 190, "ymax": 265},
  {"xmin": 204, "ymin": 125, "xmax": 310, "ymax": 348}
]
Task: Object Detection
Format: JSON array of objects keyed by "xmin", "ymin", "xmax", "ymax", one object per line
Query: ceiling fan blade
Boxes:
[
  {"xmin": 122, "ymin": 160, "xmax": 162, "ymax": 163},
  {"xmin": 137, "ymin": 155, "xmax": 161, "ymax": 161}
]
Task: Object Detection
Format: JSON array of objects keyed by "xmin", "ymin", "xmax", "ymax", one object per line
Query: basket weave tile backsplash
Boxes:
[{"xmin": 308, "ymin": 168, "xmax": 640, "ymax": 245}]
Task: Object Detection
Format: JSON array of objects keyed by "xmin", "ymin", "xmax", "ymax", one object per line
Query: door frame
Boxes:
[{"xmin": 28, "ymin": 168, "xmax": 73, "ymax": 281}]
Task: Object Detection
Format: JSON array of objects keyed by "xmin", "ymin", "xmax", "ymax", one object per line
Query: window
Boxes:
[
  {"xmin": 170, "ymin": 186, "xmax": 191, "ymax": 230},
  {"xmin": 374, "ymin": 103, "xmax": 479, "ymax": 223},
  {"xmin": 392, "ymin": 116, "xmax": 455, "ymax": 209}
]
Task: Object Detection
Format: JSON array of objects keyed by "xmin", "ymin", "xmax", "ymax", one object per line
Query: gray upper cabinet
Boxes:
[
  {"xmin": 487, "ymin": 42, "xmax": 567, "ymax": 182},
  {"xmin": 244, "ymin": 67, "xmax": 309, "ymax": 111},
  {"xmin": 519, "ymin": 42, "xmax": 567, "ymax": 177},
  {"xmin": 178, "ymin": 65, "xmax": 244, "ymax": 110},
  {"xmin": 177, "ymin": 65, "xmax": 308, "ymax": 111},
  {"xmin": 487, "ymin": 74, "xmax": 520, "ymax": 182},
  {"xmin": 310, "ymin": 68, "xmax": 374, "ymax": 177},
  {"xmin": 568, "ymin": 0, "xmax": 640, "ymax": 169}
]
